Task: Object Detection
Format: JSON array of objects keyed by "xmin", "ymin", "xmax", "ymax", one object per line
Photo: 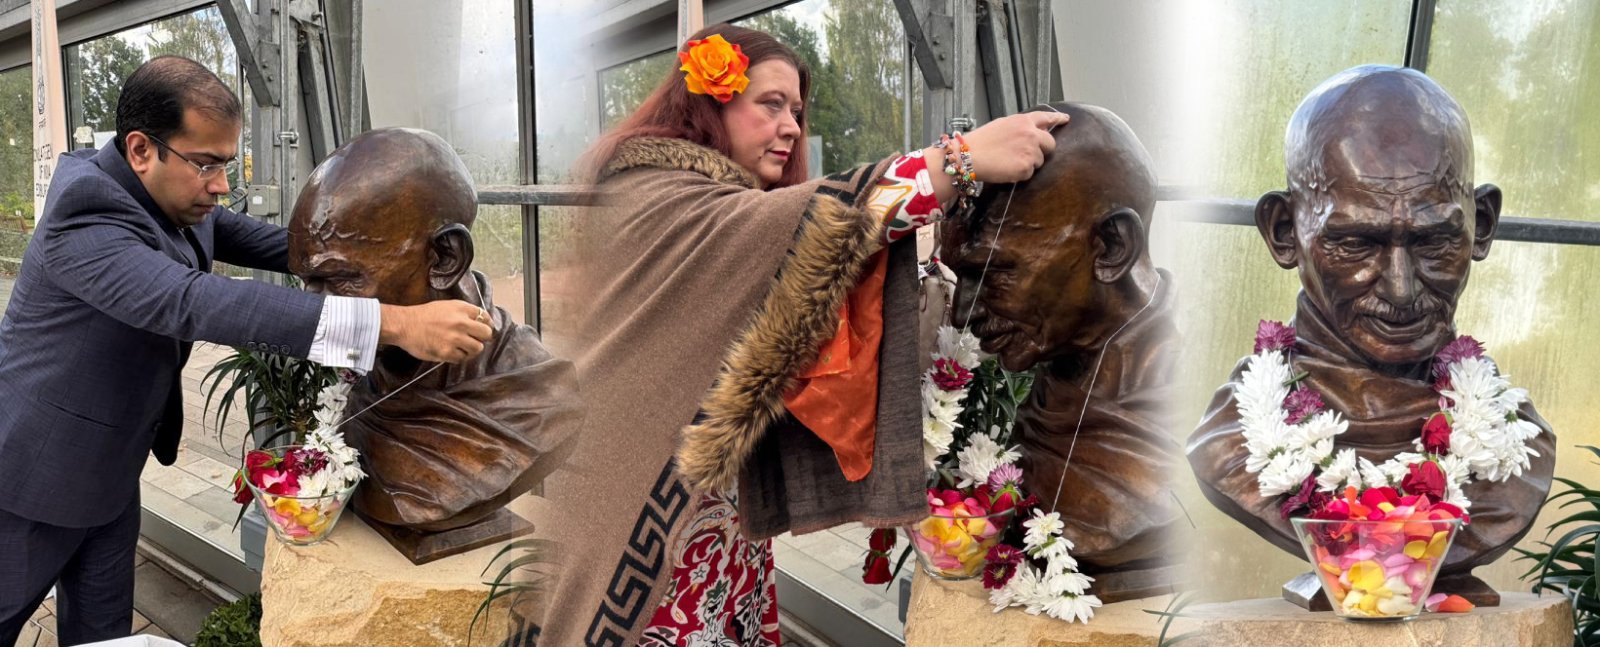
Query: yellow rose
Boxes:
[{"xmin": 679, "ymin": 34, "xmax": 750, "ymax": 104}]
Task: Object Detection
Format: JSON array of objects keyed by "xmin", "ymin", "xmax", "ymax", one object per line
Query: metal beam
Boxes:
[
  {"xmin": 975, "ymin": 0, "xmax": 1017, "ymax": 118},
  {"xmin": 475, "ymin": 185, "xmax": 599, "ymax": 207},
  {"xmin": 218, "ymin": 0, "xmax": 281, "ymax": 106},
  {"xmin": 893, "ymin": 0, "xmax": 951, "ymax": 89},
  {"xmin": 676, "ymin": 0, "xmax": 703, "ymax": 43},
  {"xmin": 1404, "ymin": 0, "xmax": 1437, "ymax": 71},
  {"xmin": 1031, "ymin": 0, "xmax": 1056, "ymax": 103},
  {"xmin": 1166, "ymin": 196, "xmax": 1600, "ymax": 247},
  {"xmin": 515, "ymin": 0, "xmax": 540, "ymax": 329}
]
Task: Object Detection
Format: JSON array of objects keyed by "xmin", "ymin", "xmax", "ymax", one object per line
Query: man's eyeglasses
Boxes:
[{"xmin": 144, "ymin": 133, "xmax": 240, "ymax": 180}]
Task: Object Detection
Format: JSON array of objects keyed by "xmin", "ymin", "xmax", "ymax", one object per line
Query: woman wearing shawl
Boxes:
[{"xmin": 542, "ymin": 24, "xmax": 1069, "ymax": 646}]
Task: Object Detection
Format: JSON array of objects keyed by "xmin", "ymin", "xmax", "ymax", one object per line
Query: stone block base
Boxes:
[
  {"xmin": 1183, "ymin": 592, "xmax": 1571, "ymax": 646},
  {"xmin": 260, "ymin": 511, "xmax": 545, "ymax": 647},
  {"xmin": 906, "ymin": 573, "xmax": 1189, "ymax": 646}
]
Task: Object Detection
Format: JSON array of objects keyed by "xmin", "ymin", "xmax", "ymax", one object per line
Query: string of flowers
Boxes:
[
  {"xmin": 1240, "ymin": 321, "xmax": 1541, "ymax": 517},
  {"xmin": 864, "ymin": 320, "xmax": 1099, "ymax": 623}
]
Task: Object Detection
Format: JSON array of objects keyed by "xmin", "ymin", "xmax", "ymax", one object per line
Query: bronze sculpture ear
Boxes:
[
  {"xmin": 1254, "ymin": 190, "xmax": 1298, "ymax": 270},
  {"xmin": 428, "ymin": 223, "xmax": 475, "ymax": 292},
  {"xmin": 1472, "ymin": 183, "xmax": 1501, "ymax": 261},
  {"xmin": 1092, "ymin": 206, "xmax": 1147, "ymax": 284}
]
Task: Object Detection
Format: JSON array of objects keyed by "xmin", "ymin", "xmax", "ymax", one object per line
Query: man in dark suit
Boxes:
[{"xmin": 0, "ymin": 56, "xmax": 494, "ymax": 644}]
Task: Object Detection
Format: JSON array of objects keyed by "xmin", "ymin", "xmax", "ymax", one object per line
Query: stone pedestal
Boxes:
[
  {"xmin": 906, "ymin": 573, "xmax": 1191, "ymax": 646},
  {"xmin": 260, "ymin": 504, "xmax": 548, "ymax": 647},
  {"xmin": 1183, "ymin": 592, "xmax": 1571, "ymax": 646}
]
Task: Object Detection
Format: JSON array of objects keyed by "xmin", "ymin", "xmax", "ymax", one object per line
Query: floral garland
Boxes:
[
  {"xmin": 866, "ymin": 324, "xmax": 1100, "ymax": 624},
  {"xmin": 1239, "ymin": 320, "xmax": 1543, "ymax": 517}
]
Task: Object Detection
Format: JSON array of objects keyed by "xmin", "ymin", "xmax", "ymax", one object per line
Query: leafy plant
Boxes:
[
  {"xmin": 1143, "ymin": 590, "xmax": 1199, "ymax": 647},
  {"xmin": 201, "ymin": 347, "xmax": 342, "ymax": 454},
  {"xmin": 194, "ymin": 593, "xmax": 262, "ymax": 647},
  {"xmin": 470, "ymin": 536, "xmax": 561, "ymax": 646},
  {"xmin": 1516, "ymin": 445, "xmax": 1600, "ymax": 646},
  {"xmin": 931, "ymin": 356, "xmax": 1034, "ymax": 489}
]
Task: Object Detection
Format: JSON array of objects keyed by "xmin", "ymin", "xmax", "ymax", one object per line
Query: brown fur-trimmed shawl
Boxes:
[{"xmin": 536, "ymin": 138, "xmax": 926, "ymax": 646}]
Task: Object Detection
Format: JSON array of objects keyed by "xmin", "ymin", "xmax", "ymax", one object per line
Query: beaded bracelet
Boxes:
[{"xmin": 935, "ymin": 132, "xmax": 982, "ymax": 209}]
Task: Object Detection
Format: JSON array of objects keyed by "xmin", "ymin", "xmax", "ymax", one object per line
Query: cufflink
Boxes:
[{"xmin": 347, "ymin": 349, "xmax": 360, "ymax": 360}]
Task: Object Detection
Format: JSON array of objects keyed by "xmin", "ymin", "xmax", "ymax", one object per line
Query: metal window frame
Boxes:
[
  {"xmin": 516, "ymin": 0, "xmax": 540, "ymax": 330},
  {"xmin": 1165, "ymin": 0, "xmax": 1600, "ymax": 247}
]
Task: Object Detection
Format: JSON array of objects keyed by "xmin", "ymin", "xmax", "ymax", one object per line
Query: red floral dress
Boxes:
[{"xmin": 637, "ymin": 491, "xmax": 781, "ymax": 646}]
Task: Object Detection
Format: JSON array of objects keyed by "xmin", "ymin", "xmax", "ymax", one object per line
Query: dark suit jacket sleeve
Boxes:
[
  {"xmin": 212, "ymin": 208, "xmax": 291, "ymax": 273},
  {"xmin": 38, "ymin": 209, "xmax": 324, "ymax": 355}
]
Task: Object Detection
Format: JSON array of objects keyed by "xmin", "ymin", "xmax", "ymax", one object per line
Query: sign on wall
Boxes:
[{"xmin": 31, "ymin": 0, "xmax": 67, "ymax": 224}]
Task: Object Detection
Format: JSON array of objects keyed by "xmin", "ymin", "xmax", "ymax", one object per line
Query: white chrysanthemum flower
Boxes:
[
  {"xmin": 1040, "ymin": 591, "xmax": 1101, "ymax": 624},
  {"xmin": 1045, "ymin": 569, "xmax": 1094, "ymax": 597},
  {"xmin": 317, "ymin": 382, "xmax": 352, "ymax": 410},
  {"xmin": 1236, "ymin": 352, "xmax": 1292, "ymax": 428},
  {"xmin": 955, "ymin": 434, "xmax": 1022, "ymax": 488},
  {"xmin": 1258, "ymin": 451, "xmax": 1314, "ymax": 497},
  {"xmin": 1023, "ymin": 510, "xmax": 1065, "ymax": 549},
  {"xmin": 989, "ymin": 574, "xmax": 1020, "ymax": 612},
  {"xmin": 296, "ymin": 468, "xmax": 335, "ymax": 498},
  {"xmin": 1034, "ymin": 539, "xmax": 1078, "ymax": 571},
  {"xmin": 999, "ymin": 565, "xmax": 1045, "ymax": 612},
  {"xmin": 936, "ymin": 326, "xmax": 984, "ymax": 370},
  {"xmin": 1357, "ymin": 457, "xmax": 1388, "ymax": 488},
  {"xmin": 1317, "ymin": 448, "xmax": 1361, "ymax": 492}
]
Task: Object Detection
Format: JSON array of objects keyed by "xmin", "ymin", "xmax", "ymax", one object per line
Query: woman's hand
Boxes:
[
  {"xmin": 920, "ymin": 111, "xmax": 1070, "ymax": 206},
  {"xmin": 964, "ymin": 112, "xmax": 1070, "ymax": 183}
]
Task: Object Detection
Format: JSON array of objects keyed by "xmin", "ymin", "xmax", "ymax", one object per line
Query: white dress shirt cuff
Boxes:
[{"xmin": 306, "ymin": 296, "xmax": 380, "ymax": 372}]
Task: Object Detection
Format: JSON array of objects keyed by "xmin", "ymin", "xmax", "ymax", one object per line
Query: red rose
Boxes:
[
  {"xmin": 1401, "ymin": 461, "xmax": 1447, "ymax": 500},
  {"xmin": 230, "ymin": 472, "xmax": 251, "ymax": 504},
  {"xmin": 988, "ymin": 487, "xmax": 1022, "ymax": 516},
  {"xmin": 1422, "ymin": 413, "xmax": 1452, "ymax": 455},
  {"xmin": 245, "ymin": 450, "xmax": 274, "ymax": 471},
  {"xmin": 862, "ymin": 554, "xmax": 892, "ymax": 584},
  {"xmin": 868, "ymin": 528, "xmax": 896, "ymax": 553}
]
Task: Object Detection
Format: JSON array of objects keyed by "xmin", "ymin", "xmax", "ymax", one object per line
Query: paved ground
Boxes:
[{"xmin": 11, "ymin": 545, "xmax": 220, "ymax": 647}]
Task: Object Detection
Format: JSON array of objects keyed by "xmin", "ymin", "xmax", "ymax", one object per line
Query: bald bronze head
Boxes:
[
  {"xmin": 288, "ymin": 127, "xmax": 479, "ymax": 306},
  {"xmin": 943, "ymin": 103, "xmax": 1159, "ymax": 372},
  {"xmin": 1257, "ymin": 65, "xmax": 1500, "ymax": 369}
]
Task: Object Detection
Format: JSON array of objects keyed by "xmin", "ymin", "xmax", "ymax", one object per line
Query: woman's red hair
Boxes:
[{"xmin": 580, "ymin": 23, "xmax": 812, "ymax": 189}]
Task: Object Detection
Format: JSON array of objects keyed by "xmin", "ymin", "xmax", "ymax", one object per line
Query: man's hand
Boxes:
[{"xmin": 378, "ymin": 300, "xmax": 494, "ymax": 363}]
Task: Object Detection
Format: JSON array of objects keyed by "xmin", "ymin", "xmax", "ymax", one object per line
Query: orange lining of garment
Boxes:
[{"xmin": 781, "ymin": 249, "xmax": 887, "ymax": 482}]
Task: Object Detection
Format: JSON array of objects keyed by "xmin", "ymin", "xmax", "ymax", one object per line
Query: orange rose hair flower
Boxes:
[{"xmin": 679, "ymin": 34, "xmax": 750, "ymax": 103}]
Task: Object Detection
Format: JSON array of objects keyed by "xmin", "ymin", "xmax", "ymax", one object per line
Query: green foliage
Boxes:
[
  {"xmin": 599, "ymin": 51, "xmax": 675, "ymax": 130},
  {"xmin": 200, "ymin": 342, "xmax": 342, "ymax": 455},
  {"xmin": 470, "ymin": 537, "xmax": 560, "ymax": 646},
  {"xmin": 1144, "ymin": 590, "xmax": 1199, "ymax": 646},
  {"xmin": 931, "ymin": 356, "xmax": 1035, "ymax": 489},
  {"xmin": 194, "ymin": 593, "xmax": 262, "ymax": 647},
  {"xmin": 1, "ymin": 66, "xmax": 33, "ymax": 230},
  {"xmin": 1516, "ymin": 445, "xmax": 1600, "ymax": 646},
  {"xmin": 68, "ymin": 35, "xmax": 144, "ymax": 135}
]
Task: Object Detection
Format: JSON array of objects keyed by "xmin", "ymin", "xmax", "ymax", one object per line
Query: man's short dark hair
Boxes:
[{"xmin": 114, "ymin": 55, "xmax": 242, "ymax": 156}]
